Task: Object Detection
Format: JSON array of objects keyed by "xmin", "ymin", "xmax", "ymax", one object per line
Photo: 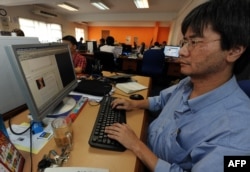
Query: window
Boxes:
[
  {"xmin": 75, "ymin": 27, "xmax": 85, "ymax": 42},
  {"xmin": 19, "ymin": 18, "xmax": 62, "ymax": 43}
]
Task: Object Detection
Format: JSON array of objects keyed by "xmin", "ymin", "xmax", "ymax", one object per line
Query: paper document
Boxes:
[
  {"xmin": 70, "ymin": 91, "xmax": 103, "ymax": 102},
  {"xmin": 116, "ymin": 82, "xmax": 148, "ymax": 94},
  {"xmin": 7, "ymin": 123, "xmax": 53, "ymax": 154}
]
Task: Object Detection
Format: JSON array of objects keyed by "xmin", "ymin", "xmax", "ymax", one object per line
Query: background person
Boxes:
[
  {"xmin": 62, "ymin": 35, "xmax": 87, "ymax": 74},
  {"xmin": 100, "ymin": 36, "xmax": 115, "ymax": 53},
  {"xmin": 150, "ymin": 41, "xmax": 161, "ymax": 49},
  {"xmin": 98, "ymin": 38, "xmax": 105, "ymax": 51},
  {"xmin": 105, "ymin": 0, "xmax": 250, "ymax": 171},
  {"xmin": 12, "ymin": 28, "xmax": 25, "ymax": 36}
]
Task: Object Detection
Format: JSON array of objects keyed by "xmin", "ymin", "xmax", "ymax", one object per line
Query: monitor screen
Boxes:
[
  {"xmin": 163, "ymin": 46, "xmax": 180, "ymax": 58},
  {"xmin": 122, "ymin": 44, "xmax": 132, "ymax": 56},
  {"xmin": 6, "ymin": 43, "xmax": 78, "ymax": 122},
  {"xmin": 86, "ymin": 41, "xmax": 97, "ymax": 53}
]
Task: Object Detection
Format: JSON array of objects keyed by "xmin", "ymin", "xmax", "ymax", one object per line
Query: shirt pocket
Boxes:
[{"xmin": 168, "ymin": 129, "xmax": 190, "ymax": 164}]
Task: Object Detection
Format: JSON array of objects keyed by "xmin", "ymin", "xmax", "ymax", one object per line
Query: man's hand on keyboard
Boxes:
[
  {"xmin": 111, "ymin": 98, "xmax": 134, "ymax": 111},
  {"xmin": 111, "ymin": 97, "xmax": 149, "ymax": 110},
  {"xmin": 105, "ymin": 123, "xmax": 140, "ymax": 151}
]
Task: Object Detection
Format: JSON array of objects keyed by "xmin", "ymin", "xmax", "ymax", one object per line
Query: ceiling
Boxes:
[{"xmin": 0, "ymin": 0, "xmax": 192, "ymax": 23}]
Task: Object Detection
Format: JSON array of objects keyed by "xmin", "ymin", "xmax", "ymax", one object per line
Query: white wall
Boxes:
[
  {"xmin": 168, "ymin": 0, "xmax": 208, "ymax": 45},
  {"xmin": 0, "ymin": 5, "xmax": 88, "ymax": 39}
]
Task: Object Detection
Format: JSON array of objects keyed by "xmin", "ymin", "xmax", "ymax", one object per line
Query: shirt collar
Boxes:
[{"xmin": 185, "ymin": 76, "xmax": 238, "ymax": 113}]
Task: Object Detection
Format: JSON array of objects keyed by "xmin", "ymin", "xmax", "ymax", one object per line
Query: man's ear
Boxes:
[{"xmin": 227, "ymin": 46, "xmax": 246, "ymax": 62}]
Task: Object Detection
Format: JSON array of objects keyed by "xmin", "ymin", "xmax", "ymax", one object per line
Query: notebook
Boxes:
[
  {"xmin": 0, "ymin": 130, "xmax": 25, "ymax": 172},
  {"xmin": 116, "ymin": 82, "xmax": 148, "ymax": 94}
]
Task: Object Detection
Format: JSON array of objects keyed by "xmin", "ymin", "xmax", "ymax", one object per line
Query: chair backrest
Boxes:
[
  {"xmin": 141, "ymin": 49, "xmax": 165, "ymax": 75},
  {"xmin": 94, "ymin": 51, "xmax": 116, "ymax": 72},
  {"xmin": 238, "ymin": 80, "xmax": 250, "ymax": 98}
]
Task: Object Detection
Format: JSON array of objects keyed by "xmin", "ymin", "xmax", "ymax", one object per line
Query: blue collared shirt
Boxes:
[{"xmin": 148, "ymin": 76, "xmax": 250, "ymax": 172}]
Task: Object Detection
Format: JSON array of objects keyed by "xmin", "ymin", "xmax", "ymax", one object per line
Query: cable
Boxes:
[
  {"xmin": 8, "ymin": 118, "xmax": 34, "ymax": 172},
  {"xmin": 30, "ymin": 123, "xmax": 33, "ymax": 172},
  {"xmin": 88, "ymin": 100, "xmax": 100, "ymax": 106},
  {"xmin": 8, "ymin": 117, "xmax": 31, "ymax": 135}
]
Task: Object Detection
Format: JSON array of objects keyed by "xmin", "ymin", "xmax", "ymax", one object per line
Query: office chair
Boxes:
[
  {"xmin": 94, "ymin": 51, "xmax": 116, "ymax": 72},
  {"xmin": 141, "ymin": 49, "xmax": 166, "ymax": 87},
  {"xmin": 141, "ymin": 49, "xmax": 165, "ymax": 76},
  {"xmin": 238, "ymin": 80, "xmax": 250, "ymax": 98}
]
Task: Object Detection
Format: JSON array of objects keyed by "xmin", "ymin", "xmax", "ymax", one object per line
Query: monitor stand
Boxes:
[
  {"xmin": 47, "ymin": 96, "xmax": 76, "ymax": 117},
  {"xmin": 42, "ymin": 96, "xmax": 76, "ymax": 126}
]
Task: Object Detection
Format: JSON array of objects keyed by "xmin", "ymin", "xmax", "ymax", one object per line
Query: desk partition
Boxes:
[{"xmin": 5, "ymin": 73, "xmax": 151, "ymax": 172}]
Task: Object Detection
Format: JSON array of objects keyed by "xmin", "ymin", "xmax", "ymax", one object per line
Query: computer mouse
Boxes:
[{"xmin": 129, "ymin": 94, "xmax": 144, "ymax": 100}]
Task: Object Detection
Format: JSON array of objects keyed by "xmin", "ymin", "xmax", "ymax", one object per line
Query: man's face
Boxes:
[
  {"xmin": 62, "ymin": 40, "xmax": 76, "ymax": 54},
  {"xmin": 178, "ymin": 26, "xmax": 228, "ymax": 79}
]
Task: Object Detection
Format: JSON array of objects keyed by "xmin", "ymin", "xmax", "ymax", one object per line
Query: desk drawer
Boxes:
[{"xmin": 122, "ymin": 59, "xmax": 137, "ymax": 71}]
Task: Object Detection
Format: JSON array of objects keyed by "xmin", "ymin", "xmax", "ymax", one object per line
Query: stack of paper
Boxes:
[{"xmin": 116, "ymin": 82, "xmax": 148, "ymax": 94}]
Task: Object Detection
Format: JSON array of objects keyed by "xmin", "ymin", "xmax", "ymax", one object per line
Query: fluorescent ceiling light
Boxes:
[
  {"xmin": 90, "ymin": 0, "xmax": 110, "ymax": 10},
  {"xmin": 134, "ymin": 0, "xmax": 149, "ymax": 9},
  {"xmin": 58, "ymin": 2, "xmax": 79, "ymax": 11}
]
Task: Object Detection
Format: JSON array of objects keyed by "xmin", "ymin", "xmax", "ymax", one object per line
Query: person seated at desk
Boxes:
[
  {"xmin": 100, "ymin": 36, "xmax": 115, "ymax": 53},
  {"xmin": 62, "ymin": 35, "xmax": 87, "ymax": 74},
  {"xmin": 100, "ymin": 36, "xmax": 122, "ymax": 58},
  {"xmin": 12, "ymin": 28, "xmax": 25, "ymax": 36},
  {"xmin": 105, "ymin": 0, "xmax": 250, "ymax": 171},
  {"xmin": 136, "ymin": 42, "xmax": 146, "ymax": 57},
  {"xmin": 161, "ymin": 41, "xmax": 167, "ymax": 49},
  {"xmin": 77, "ymin": 37, "xmax": 84, "ymax": 50},
  {"xmin": 97, "ymin": 38, "xmax": 105, "ymax": 51},
  {"xmin": 150, "ymin": 41, "xmax": 161, "ymax": 50}
]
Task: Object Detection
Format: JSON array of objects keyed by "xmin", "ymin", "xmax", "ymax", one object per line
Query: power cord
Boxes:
[
  {"xmin": 8, "ymin": 118, "xmax": 31, "ymax": 135},
  {"xmin": 8, "ymin": 118, "xmax": 34, "ymax": 172}
]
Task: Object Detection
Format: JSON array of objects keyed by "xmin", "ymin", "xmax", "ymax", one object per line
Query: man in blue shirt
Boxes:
[{"xmin": 105, "ymin": 0, "xmax": 250, "ymax": 171}]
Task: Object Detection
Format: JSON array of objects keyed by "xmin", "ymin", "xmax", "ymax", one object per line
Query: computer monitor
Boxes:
[
  {"xmin": 86, "ymin": 41, "xmax": 97, "ymax": 53},
  {"xmin": 5, "ymin": 43, "xmax": 78, "ymax": 122},
  {"xmin": 122, "ymin": 44, "xmax": 132, "ymax": 56},
  {"xmin": 163, "ymin": 45, "xmax": 180, "ymax": 58},
  {"xmin": 78, "ymin": 43, "xmax": 87, "ymax": 52},
  {"xmin": 0, "ymin": 36, "xmax": 40, "ymax": 115}
]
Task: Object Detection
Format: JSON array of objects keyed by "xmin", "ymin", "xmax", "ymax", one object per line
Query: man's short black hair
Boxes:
[
  {"xmin": 62, "ymin": 35, "xmax": 78, "ymax": 46},
  {"xmin": 106, "ymin": 36, "xmax": 115, "ymax": 46},
  {"xmin": 181, "ymin": 0, "xmax": 250, "ymax": 75}
]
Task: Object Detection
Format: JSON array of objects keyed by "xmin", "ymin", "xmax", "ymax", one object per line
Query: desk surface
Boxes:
[{"xmin": 6, "ymin": 73, "xmax": 151, "ymax": 172}]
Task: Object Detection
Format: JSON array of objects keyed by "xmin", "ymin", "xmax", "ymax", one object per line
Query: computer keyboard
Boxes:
[{"xmin": 89, "ymin": 96, "xmax": 126, "ymax": 151}]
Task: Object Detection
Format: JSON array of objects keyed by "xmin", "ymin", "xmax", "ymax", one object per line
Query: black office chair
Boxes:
[
  {"xmin": 238, "ymin": 80, "xmax": 250, "ymax": 98},
  {"xmin": 94, "ymin": 51, "xmax": 116, "ymax": 72},
  {"xmin": 141, "ymin": 49, "xmax": 166, "ymax": 87},
  {"xmin": 141, "ymin": 49, "xmax": 165, "ymax": 76}
]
